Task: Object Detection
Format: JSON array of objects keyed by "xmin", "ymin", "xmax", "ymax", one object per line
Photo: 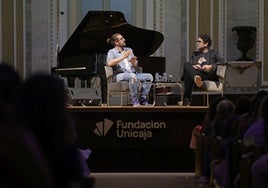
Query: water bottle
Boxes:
[
  {"xmin": 155, "ymin": 72, "xmax": 160, "ymax": 82},
  {"xmin": 163, "ymin": 72, "xmax": 167, "ymax": 82}
]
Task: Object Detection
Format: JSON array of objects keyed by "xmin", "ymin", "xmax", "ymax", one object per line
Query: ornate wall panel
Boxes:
[
  {"xmin": 188, "ymin": 0, "xmax": 197, "ymax": 58},
  {"xmin": 198, "ymin": 0, "xmax": 211, "ymax": 35},
  {"xmin": 1, "ymin": 0, "xmax": 14, "ymax": 66},
  {"xmin": 188, "ymin": 0, "xmax": 220, "ymax": 61},
  {"xmin": 16, "ymin": 0, "xmax": 24, "ymax": 76},
  {"xmin": 257, "ymin": 0, "xmax": 268, "ymax": 87},
  {"xmin": 219, "ymin": 0, "xmax": 227, "ymax": 60},
  {"xmin": 264, "ymin": 0, "xmax": 268, "ymax": 83},
  {"xmin": 25, "ymin": 0, "xmax": 32, "ymax": 77},
  {"xmin": 152, "ymin": 0, "xmax": 164, "ymax": 57},
  {"xmin": 1, "ymin": 0, "xmax": 24, "ymax": 77},
  {"xmin": 212, "ymin": 0, "xmax": 219, "ymax": 49}
]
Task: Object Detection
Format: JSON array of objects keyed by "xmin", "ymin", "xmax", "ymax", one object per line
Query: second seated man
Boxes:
[{"xmin": 182, "ymin": 34, "xmax": 225, "ymax": 106}]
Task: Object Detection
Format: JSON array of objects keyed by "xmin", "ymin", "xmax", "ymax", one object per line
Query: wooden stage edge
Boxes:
[
  {"xmin": 68, "ymin": 104, "xmax": 209, "ymax": 172},
  {"xmin": 67, "ymin": 105, "xmax": 208, "ymax": 113},
  {"xmin": 68, "ymin": 94, "xmax": 254, "ymax": 172}
]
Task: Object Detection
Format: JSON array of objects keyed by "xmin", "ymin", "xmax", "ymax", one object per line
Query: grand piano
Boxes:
[{"xmin": 52, "ymin": 11, "xmax": 165, "ymax": 104}]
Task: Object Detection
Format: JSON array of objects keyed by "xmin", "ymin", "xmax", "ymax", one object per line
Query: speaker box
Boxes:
[{"xmin": 67, "ymin": 87, "xmax": 102, "ymax": 106}]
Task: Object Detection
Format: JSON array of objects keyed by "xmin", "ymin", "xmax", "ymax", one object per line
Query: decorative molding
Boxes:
[
  {"xmin": 210, "ymin": 0, "xmax": 213, "ymax": 37},
  {"xmin": 257, "ymin": 0, "xmax": 264, "ymax": 82},
  {"xmin": 186, "ymin": 0, "xmax": 190, "ymax": 60},
  {"xmin": 153, "ymin": 0, "xmax": 164, "ymax": 57},
  {"xmin": 49, "ymin": 0, "xmax": 63, "ymax": 70},
  {"xmin": 49, "ymin": 0, "xmax": 55, "ymax": 69},
  {"xmin": 219, "ymin": 0, "xmax": 227, "ymax": 61},
  {"xmin": 0, "ymin": 1, "xmax": 2, "ymax": 60},
  {"xmin": 25, "ymin": 0, "xmax": 32, "ymax": 76},
  {"xmin": 195, "ymin": 0, "xmax": 199, "ymax": 39},
  {"xmin": 256, "ymin": 0, "xmax": 260, "ymax": 61},
  {"xmin": 13, "ymin": 0, "xmax": 17, "ymax": 67},
  {"xmin": 227, "ymin": 61, "xmax": 261, "ymax": 74}
]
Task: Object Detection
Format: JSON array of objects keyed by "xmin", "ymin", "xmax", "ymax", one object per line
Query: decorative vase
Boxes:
[{"xmin": 232, "ymin": 26, "xmax": 256, "ymax": 61}]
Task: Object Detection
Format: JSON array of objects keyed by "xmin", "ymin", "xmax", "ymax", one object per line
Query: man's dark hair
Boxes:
[{"xmin": 199, "ymin": 34, "xmax": 212, "ymax": 48}]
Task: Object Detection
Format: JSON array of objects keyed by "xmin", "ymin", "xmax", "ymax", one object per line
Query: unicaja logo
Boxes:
[
  {"xmin": 94, "ymin": 118, "xmax": 167, "ymax": 140},
  {"xmin": 94, "ymin": 118, "xmax": 113, "ymax": 136}
]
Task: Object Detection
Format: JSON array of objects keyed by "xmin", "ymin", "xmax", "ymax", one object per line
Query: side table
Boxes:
[{"xmin": 152, "ymin": 82, "xmax": 183, "ymax": 106}]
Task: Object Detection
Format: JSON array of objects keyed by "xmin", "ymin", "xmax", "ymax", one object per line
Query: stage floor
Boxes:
[
  {"xmin": 90, "ymin": 172, "xmax": 210, "ymax": 188},
  {"xmin": 68, "ymin": 93, "xmax": 255, "ymax": 172},
  {"xmin": 68, "ymin": 105, "xmax": 208, "ymax": 112}
]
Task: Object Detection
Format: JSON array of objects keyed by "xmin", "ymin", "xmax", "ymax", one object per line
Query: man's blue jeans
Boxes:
[{"xmin": 116, "ymin": 72, "xmax": 153, "ymax": 99}]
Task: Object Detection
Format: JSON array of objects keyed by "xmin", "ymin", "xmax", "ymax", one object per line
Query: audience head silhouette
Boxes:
[
  {"xmin": 0, "ymin": 63, "xmax": 21, "ymax": 125},
  {"xmin": 0, "ymin": 65, "xmax": 53, "ymax": 188},
  {"xmin": 14, "ymin": 73, "xmax": 87, "ymax": 188}
]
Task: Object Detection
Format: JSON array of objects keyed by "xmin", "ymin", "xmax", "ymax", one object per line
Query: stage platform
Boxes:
[
  {"xmin": 68, "ymin": 92, "xmax": 258, "ymax": 172},
  {"xmin": 68, "ymin": 105, "xmax": 208, "ymax": 172}
]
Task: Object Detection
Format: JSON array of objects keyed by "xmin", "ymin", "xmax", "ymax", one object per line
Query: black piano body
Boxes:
[{"xmin": 51, "ymin": 11, "xmax": 165, "ymax": 104}]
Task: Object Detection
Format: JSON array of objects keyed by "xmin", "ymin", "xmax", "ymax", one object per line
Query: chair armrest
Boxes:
[
  {"xmin": 104, "ymin": 65, "xmax": 115, "ymax": 83},
  {"xmin": 104, "ymin": 66, "xmax": 114, "ymax": 78},
  {"xmin": 106, "ymin": 75, "xmax": 114, "ymax": 82},
  {"xmin": 216, "ymin": 65, "xmax": 227, "ymax": 79}
]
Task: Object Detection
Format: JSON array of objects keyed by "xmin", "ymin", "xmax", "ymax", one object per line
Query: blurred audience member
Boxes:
[
  {"xmin": 0, "ymin": 126, "xmax": 54, "ymax": 188},
  {"xmin": 244, "ymin": 95, "xmax": 268, "ymax": 147},
  {"xmin": 196, "ymin": 97, "xmax": 224, "ymax": 185},
  {"xmin": 189, "ymin": 97, "xmax": 223, "ymax": 178},
  {"xmin": 199, "ymin": 99, "xmax": 235, "ymax": 185},
  {"xmin": 0, "ymin": 63, "xmax": 53, "ymax": 187},
  {"xmin": 221, "ymin": 96, "xmax": 251, "ymax": 140},
  {"xmin": 14, "ymin": 73, "xmax": 91, "ymax": 188},
  {"xmin": 237, "ymin": 90, "xmax": 268, "ymax": 140},
  {"xmin": 0, "ymin": 63, "xmax": 21, "ymax": 125},
  {"xmin": 249, "ymin": 96, "xmax": 268, "ymax": 188},
  {"xmin": 212, "ymin": 97, "xmax": 251, "ymax": 188}
]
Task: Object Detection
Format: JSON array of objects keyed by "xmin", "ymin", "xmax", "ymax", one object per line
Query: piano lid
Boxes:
[{"xmin": 58, "ymin": 11, "xmax": 164, "ymax": 59}]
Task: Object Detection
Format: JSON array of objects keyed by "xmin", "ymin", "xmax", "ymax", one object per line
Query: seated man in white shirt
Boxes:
[{"xmin": 106, "ymin": 33, "xmax": 153, "ymax": 106}]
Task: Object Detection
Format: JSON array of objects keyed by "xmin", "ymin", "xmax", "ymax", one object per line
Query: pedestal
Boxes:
[{"xmin": 224, "ymin": 61, "xmax": 261, "ymax": 94}]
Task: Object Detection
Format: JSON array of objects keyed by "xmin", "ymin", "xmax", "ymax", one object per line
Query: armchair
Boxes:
[{"xmin": 192, "ymin": 65, "xmax": 227, "ymax": 106}]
